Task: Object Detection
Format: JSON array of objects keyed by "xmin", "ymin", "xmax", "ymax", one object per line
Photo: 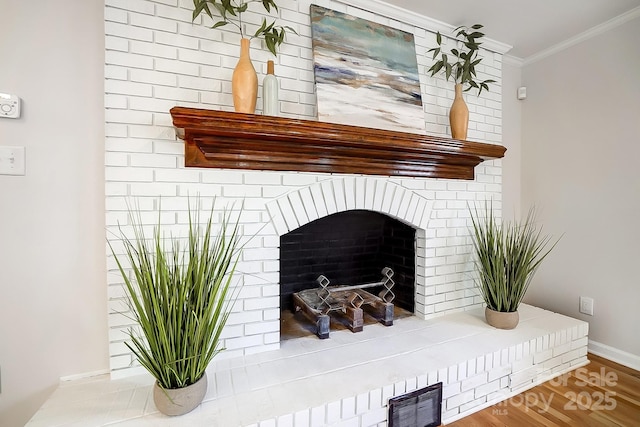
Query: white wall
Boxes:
[
  {"xmin": 0, "ymin": 1, "xmax": 108, "ymax": 426},
  {"xmin": 500, "ymin": 61, "xmax": 523, "ymax": 221},
  {"xmin": 521, "ymin": 16, "xmax": 640, "ymax": 361}
]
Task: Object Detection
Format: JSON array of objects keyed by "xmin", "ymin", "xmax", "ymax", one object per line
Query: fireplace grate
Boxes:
[{"xmin": 388, "ymin": 382, "xmax": 442, "ymax": 427}]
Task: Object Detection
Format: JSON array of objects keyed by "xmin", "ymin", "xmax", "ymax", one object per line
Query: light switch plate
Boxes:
[{"xmin": 0, "ymin": 146, "xmax": 26, "ymax": 175}]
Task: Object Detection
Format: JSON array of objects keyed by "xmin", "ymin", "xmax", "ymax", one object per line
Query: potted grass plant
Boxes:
[
  {"xmin": 108, "ymin": 199, "xmax": 241, "ymax": 416},
  {"xmin": 469, "ymin": 202, "xmax": 559, "ymax": 329}
]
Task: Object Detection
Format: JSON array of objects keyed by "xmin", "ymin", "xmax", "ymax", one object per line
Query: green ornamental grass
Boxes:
[
  {"xmin": 469, "ymin": 202, "xmax": 559, "ymax": 313},
  {"xmin": 109, "ymin": 200, "xmax": 241, "ymax": 390}
]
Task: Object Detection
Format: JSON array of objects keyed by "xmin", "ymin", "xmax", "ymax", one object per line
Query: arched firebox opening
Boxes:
[{"xmin": 279, "ymin": 210, "xmax": 416, "ymax": 339}]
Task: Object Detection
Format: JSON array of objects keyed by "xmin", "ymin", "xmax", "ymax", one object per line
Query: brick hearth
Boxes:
[{"xmin": 27, "ymin": 305, "xmax": 588, "ymax": 426}]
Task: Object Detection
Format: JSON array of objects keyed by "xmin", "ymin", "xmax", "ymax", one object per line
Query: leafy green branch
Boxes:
[
  {"xmin": 192, "ymin": 0, "xmax": 296, "ymax": 55},
  {"xmin": 427, "ymin": 24, "xmax": 496, "ymax": 96}
]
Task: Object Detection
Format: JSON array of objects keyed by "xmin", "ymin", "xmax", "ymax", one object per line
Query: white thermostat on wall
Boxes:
[{"xmin": 0, "ymin": 93, "xmax": 21, "ymax": 119}]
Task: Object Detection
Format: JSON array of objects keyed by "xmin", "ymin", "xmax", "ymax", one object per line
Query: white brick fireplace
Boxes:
[
  {"xmin": 105, "ymin": 0, "xmax": 505, "ymax": 376},
  {"xmin": 77, "ymin": 0, "xmax": 590, "ymax": 426}
]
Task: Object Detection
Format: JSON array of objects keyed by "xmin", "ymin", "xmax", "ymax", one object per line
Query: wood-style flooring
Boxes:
[{"xmin": 446, "ymin": 353, "xmax": 640, "ymax": 426}]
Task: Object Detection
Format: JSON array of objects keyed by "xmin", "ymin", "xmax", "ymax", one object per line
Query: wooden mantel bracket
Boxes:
[{"xmin": 170, "ymin": 107, "xmax": 506, "ymax": 180}]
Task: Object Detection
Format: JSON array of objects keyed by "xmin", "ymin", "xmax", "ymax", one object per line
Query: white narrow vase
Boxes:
[{"xmin": 263, "ymin": 60, "xmax": 279, "ymax": 116}]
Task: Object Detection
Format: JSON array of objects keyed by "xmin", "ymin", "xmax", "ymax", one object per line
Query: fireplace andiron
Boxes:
[{"xmin": 293, "ymin": 267, "xmax": 395, "ymax": 339}]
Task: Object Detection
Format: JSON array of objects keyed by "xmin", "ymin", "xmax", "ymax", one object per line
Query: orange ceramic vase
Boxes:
[
  {"xmin": 450, "ymin": 83, "xmax": 469, "ymax": 140},
  {"xmin": 232, "ymin": 38, "xmax": 258, "ymax": 114}
]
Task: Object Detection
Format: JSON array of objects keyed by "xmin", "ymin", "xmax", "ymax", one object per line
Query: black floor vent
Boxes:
[{"xmin": 388, "ymin": 382, "xmax": 442, "ymax": 427}]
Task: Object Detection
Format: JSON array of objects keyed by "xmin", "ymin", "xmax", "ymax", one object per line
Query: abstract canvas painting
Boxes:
[{"xmin": 310, "ymin": 5, "xmax": 425, "ymax": 133}]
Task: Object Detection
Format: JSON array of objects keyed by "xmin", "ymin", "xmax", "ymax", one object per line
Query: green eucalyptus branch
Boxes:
[
  {"xmin": 192, "ymin": 0, "xmax": 296, "ymax": 55},
  {"xmin": 427, "ymin": 24, "xmax": 496, "ymax": 96}
]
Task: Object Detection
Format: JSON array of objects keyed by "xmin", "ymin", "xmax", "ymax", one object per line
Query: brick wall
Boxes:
[{"xmin": 105, "ymin": 0, "xmax": 504, "ymax": 376}]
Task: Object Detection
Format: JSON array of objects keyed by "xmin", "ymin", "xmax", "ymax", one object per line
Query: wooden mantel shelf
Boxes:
[{"xmin": 170, "ymin": 107, "xmax": 506, "ymax": 180}]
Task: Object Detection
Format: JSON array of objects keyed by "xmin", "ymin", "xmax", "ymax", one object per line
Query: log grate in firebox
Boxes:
[{"xmin": 293, "ymin": 268, "xmax": 395, "ymax": 339}]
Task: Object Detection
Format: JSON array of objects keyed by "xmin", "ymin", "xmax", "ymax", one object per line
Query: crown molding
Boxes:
[
  {"xmin": 523, "ymin": 6, "xmax": 640, "ymax": 66},
  {"xmin": 502, "ymin": 54, "xmax": 524, "ymax": 68},
  {"xmin": 333, "ymin": 0, "xmax": 513, "ymax": 54}
]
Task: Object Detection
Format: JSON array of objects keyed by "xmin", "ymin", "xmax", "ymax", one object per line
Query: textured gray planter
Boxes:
[
  {"xmin": 485, "ymin": 307, "xmax": 519, "ymax": 330},
  {"xmin": 153, "ymin": 374, "xmax": 207, "ymax": 416}
]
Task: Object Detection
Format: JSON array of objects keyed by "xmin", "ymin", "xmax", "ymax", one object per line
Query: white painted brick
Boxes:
[
  {"xmin": 155, "ymin": 31, "xmax": 199, "ymax": 49},
  {"xmin": 361, "ymin": 407, "xmax": 386, "ymax": 426},
  {"xmin": 571, "ymin": 336, "xmax": 588, "ymax": 350},
  {"xmin": 155, "ymin": 3, "xmax": 191, "ymax": 21},
  {"xmin": 332, "ymin": 179, "xmax": 347, "ymax": 212},
  {"xmin": 131, "ymin": 40, "xmax": 178, "ymax": 59},
  {"xmin": 224, "ymin": 334, "xmax": 264, "ymax": 350},
  {"xmin": 447, "ymin": 366, "xmax": 458, "ymax": 384},
  {"xmin": 446, "ymin": 390, "xmax": 475, "ymax": 411},
  {"xmin": 437, "ymin": 367, "xmax": 448, "ymax": 384},
  {"xmin": 355, "ymin": 392, "xmax": 368, "ymax": 415},
  {"xmin": 461, "ymin": 372, "xmax": 488, "ymax": 392},
  {"xmin": 368, "ymin": 387, "xmax": 383, "ymax": 409},
  {"xmin": 534, "ymin": 348, "xmax": 553, "ymax": 364},
  {"xmin": 509, "ymin": 365, "xmax": 538, "ymax": 388},
  {"xmin": 105, "ymin": 0, "xmax": 504, "ymax": 372},
  {"xmin": 276, "ymin": 197, "xmax": 298, "ymax": 231},
  {"xmin": 244, "ymin": 296, "xmax": 279, "ymax": 311},
  {"xmin": 552, "ymin": 341, "xmax": 572, "ymax": 357},
  {"xmin": 542, "ymin": 354, "xmax": 565, "ymax": 371},
  {"xmin": 244, "ymin": 320, "xmax": 279, "ymax": 335},
  {"xmin": 288, "ymin": 191, "xmax": 308, "ymax": 226},
  {"xmin": 341, "ymin": 396, "xmax": 356, "ymax": 419},
  {"xmin": 297, "ymin": 187, "xmax": 318, "ymax": 222},
  {"xmin": 459, "ymin": 395, "xmax": 487, "ymax": 413},
  {"xmin": 130, "ymin": 12, "xmax": 177, "ymax": 33},
  {"xmin": 105, "ymin": 167, "xmax": 154, "ymax": 182},
  {"xmin": 309, "ymin": 406, "xmax": 324, "ymax": 427},
  {"xmin": 243, "ymin": 248, "xmax": 278, "ymax": 261},
  {"xmin": 321, "ymin": 180, "xmax": 338, "ymax": 214},
  {"xmin": 380, "ymin": 383, "xmax": 394, "ymax": 406},
  {"xmin": 156, "ymin": 57, "xmax": 200, "ymax": 76},
  {"xmin": 105, "ymin": 80, "xmax": 153, "ymax": 97},
  {"xmin": 394, "ymin": 380, "xmax": 407, "ymax": 395},
  {"xmin": 442, "ymin": 382, "xmax": 460, "ymax": 399},
  {"xmin": 105, "ymin": 21, "xmax": 154, "ymax": 42},
  {"xmin": 326, "ymin": 400, "xmax": 341, "ymax": 424},
  {"xmin": 487, "ymin": 365, "xmax": 511, "ymax": 382},
  {"xmin": 512, "ymin": 355, "xmax": 534, "ymax": 373},
  {"xmin": 474, "ymin": 378, "xmax": 501, "ymax": 399},
  {"xmin": 561, "ymin": 347, "xmax": 587, "ymax": 364}
]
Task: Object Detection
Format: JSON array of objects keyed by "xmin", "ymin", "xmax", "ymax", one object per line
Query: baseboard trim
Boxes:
[{"xmin": 589, "ymin": 340, "xmax": 640, "ymax": 371}]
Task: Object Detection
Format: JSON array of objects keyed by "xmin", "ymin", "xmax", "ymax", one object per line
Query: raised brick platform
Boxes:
[{"xmin": 27, "ymin": 304, "xmax": 588, "ymax": 426}]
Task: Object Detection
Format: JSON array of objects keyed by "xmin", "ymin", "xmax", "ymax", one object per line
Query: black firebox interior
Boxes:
[{"xmin": 279, "ymin": 210, "xmax": 416, "ymax": 314}]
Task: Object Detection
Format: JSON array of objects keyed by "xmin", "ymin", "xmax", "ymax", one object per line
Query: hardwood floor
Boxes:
[{"xmin": 446, "ymin": 354, "xmax": 640, "ymax": 426}]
